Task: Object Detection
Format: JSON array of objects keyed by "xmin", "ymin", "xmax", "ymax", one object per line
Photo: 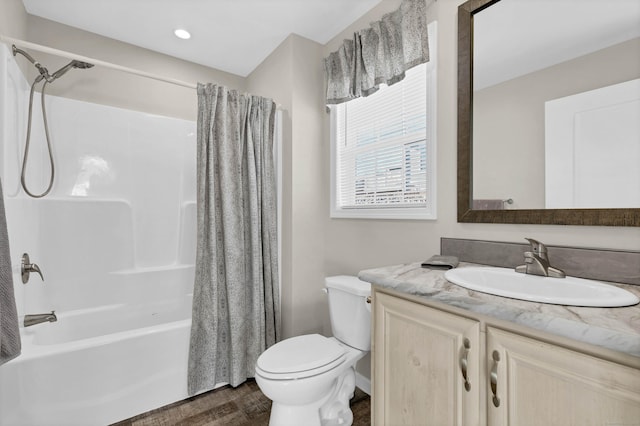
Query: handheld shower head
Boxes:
[
  {"xmin": 50, "ymin": 60, "xmax": 94, "ymax": 81},
  {"xmin": 13, "ymin": 45, "xmax": 96, "ymax": 198}
]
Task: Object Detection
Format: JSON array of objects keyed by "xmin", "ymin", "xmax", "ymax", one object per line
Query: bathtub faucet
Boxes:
[
  {"xmin": 21, "ymin": 253, "xmax": 44, "ymax": 283},
  {"xmin": 24, "ymin": 311, "xmax": 57, "ymax": 327}
]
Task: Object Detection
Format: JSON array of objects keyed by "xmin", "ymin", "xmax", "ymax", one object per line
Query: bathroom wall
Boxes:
[
  {"xmin": 322, "ymin": 0, "xmax": 640, "ymax": 289},
  {"xmin": 22, "ymin": 15, "xmax": 246, "ymax": 121},
  {"xmin": 247, "ymin": 34, "xmax": 328, "ymax": 339},
  {"xmin": 0, "ymin": 0, "xmax": 27, "ymax": 41},
  {"xmin": 3, "ymin": 0, "xmax": 332, "ymax": 341},
  {"xmin": 1, "ymin": 0, "xmax": 244, "ymax": 121},
  {"xmin": 246, "ymin": 37, "xmax": 296, "ymax": 338},
  {"xmin": 0, "ymin": 0, "xmax": 247, "ymax": 317},
  {"xmin": 1, "ymin": 0, "xmax": 638, "ymax": 382},
  {"xmin": 321, "ymin": 0, "xmax": 640, "ymax": 382}
]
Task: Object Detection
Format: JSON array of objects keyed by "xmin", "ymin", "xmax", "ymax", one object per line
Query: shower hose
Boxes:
[{"xmin": 21, "ymin": 78, "xmax": 55, "ymax": 198}]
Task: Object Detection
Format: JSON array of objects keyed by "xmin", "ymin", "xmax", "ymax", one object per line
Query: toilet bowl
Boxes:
[{"xmin": 254, "ymin": 276, "xmax": 371, "ymax": 426}]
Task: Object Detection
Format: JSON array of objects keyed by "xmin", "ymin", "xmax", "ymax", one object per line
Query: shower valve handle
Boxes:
[{"xmin": 21, "ymin": 253, "xmax": 44, "ymax": 283}]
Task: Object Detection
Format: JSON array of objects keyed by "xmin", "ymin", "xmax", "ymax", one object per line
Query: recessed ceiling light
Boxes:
[{"xmin": 174, "ymin": 29, "xmax": 191, "ymax": 40}]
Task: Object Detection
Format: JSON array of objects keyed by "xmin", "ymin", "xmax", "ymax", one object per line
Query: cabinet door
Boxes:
[
  {"xmin": 487, "ymin": 327, "xmax": 640, "ymax": 426},
  {"xmin": 373, "ymin": 291, "xmax": 481, "ymax": 426}
]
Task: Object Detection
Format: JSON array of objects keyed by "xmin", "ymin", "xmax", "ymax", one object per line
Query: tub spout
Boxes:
[{"xmin": 24, "ymin": 311, "xmax": 57, "ymax": 327}]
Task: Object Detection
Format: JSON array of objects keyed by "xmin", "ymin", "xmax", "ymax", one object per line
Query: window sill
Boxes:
[{"xmin": 330, "ymin": 207, "xmax": 436, "ymax": 220}]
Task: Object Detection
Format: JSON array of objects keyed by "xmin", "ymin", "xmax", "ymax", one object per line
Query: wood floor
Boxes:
[{"xmin": 112, "ymin": 379, "xmax": 371, "ymax": 426}]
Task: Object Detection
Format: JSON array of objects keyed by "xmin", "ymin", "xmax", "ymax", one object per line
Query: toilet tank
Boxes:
[{"xmin": 325, "ymin": 275, "xmax": 371, "ymax": 351}]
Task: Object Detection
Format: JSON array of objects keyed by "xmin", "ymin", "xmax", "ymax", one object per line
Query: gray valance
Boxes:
[{"xmin": 324, "ymin": 0, "xmax": 432, "ymax": 104}]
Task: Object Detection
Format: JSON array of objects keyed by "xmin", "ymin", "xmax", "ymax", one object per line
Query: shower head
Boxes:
[
  {"xmin": 50, "ymin": 60, "xmax": 94, "ymax": 81},
  {"xmin": 12, "ymin": 44, "xmax": 52, "ymax": 82},
  {"xmin": 12, "ymin": 45, "xmax": 38, "ymax": 65}
]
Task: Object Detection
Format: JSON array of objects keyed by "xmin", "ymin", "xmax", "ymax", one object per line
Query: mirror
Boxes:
[{"xmin": 457, "ymin": 0, "xmax": 640, "ymax": 226}]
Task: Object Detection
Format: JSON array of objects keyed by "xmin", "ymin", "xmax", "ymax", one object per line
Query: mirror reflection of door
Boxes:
[{"xmin": 545, "ymin": 79, "xmax": 640, "ymax": 209}]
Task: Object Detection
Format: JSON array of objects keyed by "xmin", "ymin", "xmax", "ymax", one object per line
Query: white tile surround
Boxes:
[{"xmin": 0, "ymin": 43, "xmax": 197, "ymax": 315}]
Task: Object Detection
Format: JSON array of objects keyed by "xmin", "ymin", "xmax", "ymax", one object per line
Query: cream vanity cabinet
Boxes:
[
  {"xmin": 372, "ymin": 289, "xmax": 481, "ymax": 425},
  {"xmin": 372, "ymin": 286, "xmax": 640, "ymax": 426}
]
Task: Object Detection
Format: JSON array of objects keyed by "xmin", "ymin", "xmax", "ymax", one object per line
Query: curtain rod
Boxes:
[
  {"xmin": 1, "ymin": 35, "xmax": 285, "ymax": 111},
  {"xmin": 0, "ymin": 35, "xmax": 198, "ymax": 89}
]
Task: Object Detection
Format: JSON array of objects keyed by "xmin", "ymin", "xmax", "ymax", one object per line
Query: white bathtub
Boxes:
[{"xmin": 0, "ymin": 266, "xmax": 196, "ymax": 426}]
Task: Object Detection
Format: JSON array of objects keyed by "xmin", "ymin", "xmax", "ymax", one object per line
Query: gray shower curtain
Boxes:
[{"xmin": 188, "ymin": 83, "xmax": 280, "ymax": 394}]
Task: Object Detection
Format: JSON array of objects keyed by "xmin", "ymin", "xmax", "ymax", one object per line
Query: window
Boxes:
[{"xmin": 330, "ymin": 22, "xmax": 437, "ymax": 220}]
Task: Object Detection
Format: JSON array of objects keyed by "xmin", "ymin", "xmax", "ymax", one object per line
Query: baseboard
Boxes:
[{"xmin": 355, "ymin": 372, "xmax": 371, "ymax": 396}]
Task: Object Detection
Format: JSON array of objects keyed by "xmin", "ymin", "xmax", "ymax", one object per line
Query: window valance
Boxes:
[{"xmin": 323, "ymin": 0, "xmax": 432, "ymax": 105}]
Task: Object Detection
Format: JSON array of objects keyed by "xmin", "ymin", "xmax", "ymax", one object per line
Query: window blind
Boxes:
[{"xmin": 334, "ymin": 63, "xmax": 428, "ymax": 209}]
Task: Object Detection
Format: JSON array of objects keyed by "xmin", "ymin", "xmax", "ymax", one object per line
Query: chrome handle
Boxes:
[
  {"xmin": 21, "ymin": 253, "xmax": 44, "ymax": 283},
  {"xmin": 490, "ymin": 350, "xmax": 501, "ymax": 407},
  {"xmin": 459, "ymin": 338, "xmax": 471, "ymax": 392},
  {"xmin": 366, "ymin": 296, "xmax": 371, "ymax": 304}
]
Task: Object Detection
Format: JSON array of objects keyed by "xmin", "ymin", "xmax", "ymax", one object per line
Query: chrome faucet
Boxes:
[
  {"xmin": 515, "ymin": 238, "xmax": 566, "ymax": 278},
  {"xmin": 24, "ymin": 311, "xmax": 57, "ymax": 327}
]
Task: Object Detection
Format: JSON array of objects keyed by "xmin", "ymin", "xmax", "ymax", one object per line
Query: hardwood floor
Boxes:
[{"xmin": 112, "ymin": 379, "xmax": 371, "ymax": 426}]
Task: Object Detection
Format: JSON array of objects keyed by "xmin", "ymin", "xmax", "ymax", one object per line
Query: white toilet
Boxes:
[{"xmin": 255, "ymin": 275, "xmax": 371, "ymax": 426}]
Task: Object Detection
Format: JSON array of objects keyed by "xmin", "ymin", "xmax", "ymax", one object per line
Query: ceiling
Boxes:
[
  {"xmin": 474, "ymin": 0, "xmax": 640, "ymax": 90},
  {"xmin": 21, "ymin": 0, "xmax": 384, "ymax": 77}
]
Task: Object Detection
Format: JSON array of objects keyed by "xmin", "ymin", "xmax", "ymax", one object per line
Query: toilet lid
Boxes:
[{"xmin": 256, "ymin": 334, "xmax": 345, "ymax": 375}]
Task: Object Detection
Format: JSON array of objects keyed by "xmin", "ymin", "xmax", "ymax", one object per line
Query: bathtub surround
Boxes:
[
  {"xmin": 0, "ymin": 41, "xmax": 200, "ymax": 424},
  {"xmin": 0, "ymin": 178, "xmax": 20, "ymax": 366},
  {"xmin": 189, "ymin": 84, "xmax": 280, "ymax": 395},
  {"xmin": 324, "ymin": 0, "xmax": 432, "ymax": 104}
]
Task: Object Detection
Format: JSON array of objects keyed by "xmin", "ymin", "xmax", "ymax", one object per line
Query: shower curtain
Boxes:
[{"xmin": 188, "ymin": 84, "xmax": 280, "ymax": 394}]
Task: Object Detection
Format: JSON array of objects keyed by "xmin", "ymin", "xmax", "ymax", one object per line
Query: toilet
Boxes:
[{"xmin": 254, "ymin": 275, "xmax": 371, "ymax": 426}]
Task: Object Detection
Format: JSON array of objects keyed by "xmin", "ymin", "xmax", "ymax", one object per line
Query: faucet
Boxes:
[
  {"xmin": 21, "ymin": 253, "xmax": 44, "ymax": 284},
  {"xmin": 24, "ymin": 311, "xmax": 57, "ymax": 327},
  {"xmin": 515, "ymin": 238, "xmax": 566, "ymax": 278}
]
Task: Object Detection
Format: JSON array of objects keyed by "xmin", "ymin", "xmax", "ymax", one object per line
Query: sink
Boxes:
[{"xmin": 444, "ymin": 267, "xmax": 640, "ymax": 307}]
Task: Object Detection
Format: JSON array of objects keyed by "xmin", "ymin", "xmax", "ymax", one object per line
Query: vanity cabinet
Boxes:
[
  {"xmin": 372, "ymin": 290, "xmax": 481, "ymax": 426},
  {"xmin": 487, "ymin": 327, "xmax": 640, "ymax": 426},
  {"xmin": 372, "ymin": 287, "xmax": 640, "ymax": 426}
]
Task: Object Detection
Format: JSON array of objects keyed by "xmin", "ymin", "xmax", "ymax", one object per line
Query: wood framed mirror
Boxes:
[{"xmin": 457, "ymin": 0, "xmax": 640, "ymax": 226}]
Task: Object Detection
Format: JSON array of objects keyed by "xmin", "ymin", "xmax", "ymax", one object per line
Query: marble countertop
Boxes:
[{"xmin": 359, "ymin": 262, "xmax": 640, "ymax": 358}]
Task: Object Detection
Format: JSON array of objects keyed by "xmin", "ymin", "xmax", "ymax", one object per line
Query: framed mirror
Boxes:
[{"xmin": 457, "ymin": 0, "xmax": 640, "ymax": 226}]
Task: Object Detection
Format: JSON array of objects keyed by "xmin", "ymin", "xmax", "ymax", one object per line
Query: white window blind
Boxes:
[{"xmin": 334, "ymin": 63, "xmax": 429, "ymax": 211}]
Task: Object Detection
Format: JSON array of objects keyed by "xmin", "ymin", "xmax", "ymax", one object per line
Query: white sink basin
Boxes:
[{"xmin": 444, "ymin": 267, "xmax": 640, "ymax": 307}]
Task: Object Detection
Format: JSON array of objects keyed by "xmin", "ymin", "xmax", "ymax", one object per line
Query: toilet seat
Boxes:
[{"xmin": 256, "ymin": 334, "xmax": 346, "ymax": 380}]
